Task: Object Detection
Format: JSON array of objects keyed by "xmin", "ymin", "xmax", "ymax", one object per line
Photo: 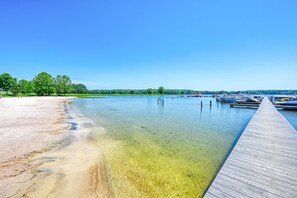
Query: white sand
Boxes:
[{"xmin": 0, "ymin": 97, "xmax": 112, "ymax": 198}]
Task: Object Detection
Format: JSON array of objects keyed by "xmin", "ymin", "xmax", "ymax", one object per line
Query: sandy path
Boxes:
[{"xmin": 0, "ymin": 97, "xmax": 113, "ymax": 198}]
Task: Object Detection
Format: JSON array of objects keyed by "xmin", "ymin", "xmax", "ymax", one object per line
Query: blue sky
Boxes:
[{"xmin": 0, "ymin": 0, "xmax": 296, "ymax": 90}]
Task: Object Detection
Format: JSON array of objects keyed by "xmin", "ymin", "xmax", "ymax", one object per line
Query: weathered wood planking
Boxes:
[{"xmin": 204, "ymin": 97, "xmax": 297, "ymax": 198}]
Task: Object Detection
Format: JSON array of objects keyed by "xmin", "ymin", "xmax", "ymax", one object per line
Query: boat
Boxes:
[
  {"xmin": 270, "ymin": 95, "xmax": 296, "ymax": 103},
  {"xmin": 216, "ymin": 94, "xmax": 239, "ymax": 103},
  {"xmin": 230, "ymin": 97, "xmax": 262, "ymax": 108},
  {"xmin": 275, "ymin": 99, "xmax": 297, "ymax": 110},
  {"xmin": 235, "ymin": 97, "xmax": 261, "ymax": 104}
]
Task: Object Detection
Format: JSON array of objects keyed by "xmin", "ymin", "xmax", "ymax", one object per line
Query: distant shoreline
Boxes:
[{"xmin": 1, "ymin": 91, "xmax": 296, "ymax": 99}]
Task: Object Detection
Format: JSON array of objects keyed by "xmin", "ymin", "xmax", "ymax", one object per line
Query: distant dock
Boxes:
[{"xmin": 204, "ymin": 97, "xmax": 297, "ymax": 198}]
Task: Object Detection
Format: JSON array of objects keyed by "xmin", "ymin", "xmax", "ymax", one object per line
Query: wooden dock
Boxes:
[{"xmin": 204, "ymin": 97, "xmax": 297, "ymax": 198}]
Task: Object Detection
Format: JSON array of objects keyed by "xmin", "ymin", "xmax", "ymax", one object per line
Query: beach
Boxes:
[{"xmin": 0, "ymin": 97, "xmax": 112, "ymax": 198}]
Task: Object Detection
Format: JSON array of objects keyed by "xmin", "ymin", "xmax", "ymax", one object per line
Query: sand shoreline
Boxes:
[{"xmin": 0, "ymin": 97, "xmax": 112, "ymax": 198}]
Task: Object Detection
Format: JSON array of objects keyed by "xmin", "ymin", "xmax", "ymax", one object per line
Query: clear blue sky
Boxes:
[{"xmin": 0, "ymin": 0, "xmax": 296, "ymax": 90}]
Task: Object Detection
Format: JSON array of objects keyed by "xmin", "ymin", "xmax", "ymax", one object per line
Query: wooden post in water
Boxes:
[
  {"xmin": 201, "ymin": 101, "xmax": 203, "ymax": 108},
  {"xmin": 210, "ymin": 100, "xmax": 212, "ymax": 107}
]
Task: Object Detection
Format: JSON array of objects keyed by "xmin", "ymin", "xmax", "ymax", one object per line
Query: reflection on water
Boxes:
[
  {"xmin": 157, "ymin": 97, "xmax": 165, "ymax": 109},
  {"xmin": 72, "ymin": 96, "xmax": 256, "ymax": 197}
]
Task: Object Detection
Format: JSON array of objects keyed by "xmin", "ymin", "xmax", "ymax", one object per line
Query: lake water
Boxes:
[
  {"xmin": 280, "ymin": 110, "xmax": 297, "ymax": 130},
  {"xmin": 71, "ymin": 96, "xmax": 296, "ymax": 197}
]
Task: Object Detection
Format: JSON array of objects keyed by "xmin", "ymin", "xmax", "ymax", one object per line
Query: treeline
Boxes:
[
  {"xmin": 89, "ymin": 87, "xmax": 196, "ymax": 95},
  {"xmin": 82, "ymin": 89, "xmax": 296, "ymax": 95},
  {"xmin": 89, "ymin": 89, "xmax": 297, "ymax": 95},
  {"xmin": 90, "ymin": 89, "xmax": 296, "ymax": 95},
  {"xmin": 227, "ymin": 90, "xmax": 297, "ymax": 95},
  {"xmin": 1, "ymin": 72, "xmax": 295, "ymax": 96},
  {"xmin": 0, "ymin": 72, "xmax": 88, "ymax": 96}
]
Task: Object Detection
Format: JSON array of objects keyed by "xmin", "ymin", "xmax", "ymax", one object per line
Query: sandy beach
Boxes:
[{"xmin": 0, "ymin": 97, "xmax": 112, "ymax": 198}]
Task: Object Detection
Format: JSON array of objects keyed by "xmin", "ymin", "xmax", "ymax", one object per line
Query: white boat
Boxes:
[
  {"xmin": 275, "ymin": 100, "xmax": 297, "ymax": 110},
  {"xmin": 276, "ymin": 100, "xmax": 297, "ymax": 105},
  {"xmin": 230, "ymin": 97, "xmax": 261, "ymax": 108},
  {"xmin": 216, "ymin": 94, "xmax": 242, "ymax": 103},
  {"xmin": 236, "ymin": 97, "xmax": 261, "ymax": 104}
]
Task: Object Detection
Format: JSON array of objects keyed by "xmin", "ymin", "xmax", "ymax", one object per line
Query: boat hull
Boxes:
[{"xmin": 275, "ymin": 105, "xmax": 297, "ymax": 110}]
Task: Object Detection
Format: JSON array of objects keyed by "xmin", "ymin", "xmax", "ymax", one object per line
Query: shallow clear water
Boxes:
[{"xmin": 72, "ymin": 96, "xmax": 256, "ymax": 197}]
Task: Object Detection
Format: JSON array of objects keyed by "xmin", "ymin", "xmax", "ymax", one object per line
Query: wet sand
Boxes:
[{"xmin": 0, "ymin": 97, "xmax": 112, "ymax": 198}]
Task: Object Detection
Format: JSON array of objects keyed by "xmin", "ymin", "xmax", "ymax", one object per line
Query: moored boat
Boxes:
[
  {"xmin": 275, "ymin": 99, "xmax": 297, "ymax": 110},
  {"xmin": 230, "ymin": 97, "xmax": 262, "ymax": 108}
]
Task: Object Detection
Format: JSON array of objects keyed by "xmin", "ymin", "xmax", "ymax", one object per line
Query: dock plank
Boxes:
[{"xmin": 204, "ymin": 97, "xmax": 297, "ymax": 198}]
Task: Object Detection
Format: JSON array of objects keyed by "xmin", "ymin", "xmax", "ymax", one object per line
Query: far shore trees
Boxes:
[
  {"xmin": 56, "ymin": 75, "xmax": 72, "ymax": 95},
  {"xmin": 147, "ymin": 88, "xmax": 153, "ymax": 95},
  {"xmin": 33, "ymin": 72, "xmax": 56, "ymax": 96},
  {"xmin": 72, "ymin": 83, "xmax": 88, "ymax": 94},
  {"xmin": 158, "ymin": 86, "xmax": 165, "ymax": 95},
  {"xmin": 130, "ymin": 90, "xmax": 135, "ymax": 94},
  {"xmin": 88, "ymin": 88, "xmax": 200, "ymax": 95},
  {"xmin": 112, "ymin": 90, "xmax": 118, "ymax": 94}
]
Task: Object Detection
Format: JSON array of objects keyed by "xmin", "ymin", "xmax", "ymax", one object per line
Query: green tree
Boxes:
[
  {"xmin": 130, "ymin": 90, "xmax": 135, "ymax": 94},
  {"xmin": 55, "ymin": 75, "xmax": 72, "ymax": 95},
  {"xmin": 0, "ymin": 73, "xmax": 14, "ymax": 92},
  {"xmin": 33, "ymin": 72, "xmax": 55, "ymax": 96},
  {"xmin": 19, "ymin": 80, "xmax": 34, "ymax": 95},
  {"xmin": 72, "ymin": 83, "xmax": 88, "ymax": 94},
  {"xmin": 158, "ymin": 86, "xmax": 165, "ymax": 95},
  {"xmin": 10, "ymin": 78, "xmax": 20, "ymax": 96},
  {"xmin": 111, "ymin": 90, "xmax": 118, "ymax": 94},
  {"xmin": 147, "ymin": 88, "xmax": 153, "ymax": 95}
]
